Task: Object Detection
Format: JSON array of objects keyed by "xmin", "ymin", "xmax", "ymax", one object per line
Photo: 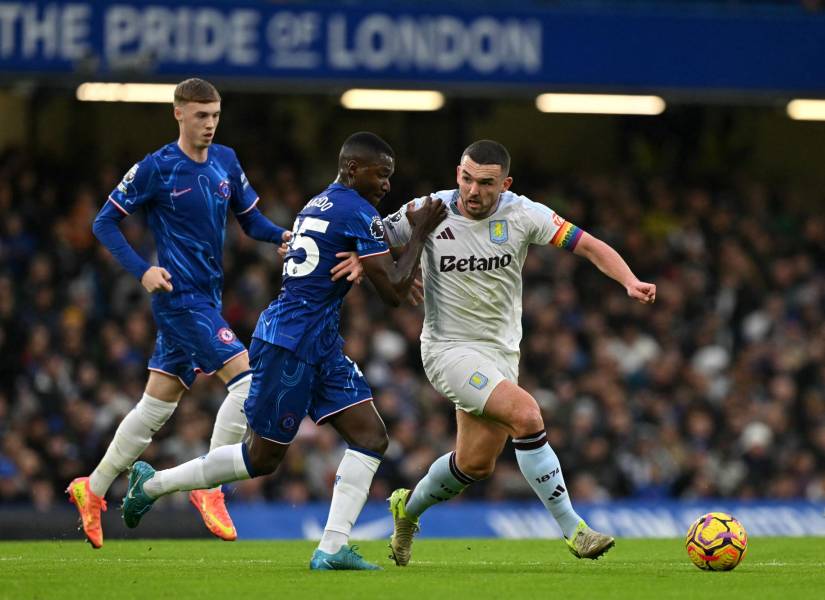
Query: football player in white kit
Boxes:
[{"xmin": 381, "ymin": 140, "xmax": 656, "ymax": 565}]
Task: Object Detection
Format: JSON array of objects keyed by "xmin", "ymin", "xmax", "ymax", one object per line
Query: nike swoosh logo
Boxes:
[
  {"xmin": 323, "ymin": 559, "xmax": 334, "ymax": 569},
  {"xmin": 264, "ymin": 318, "xmax": 273, "ymax": 326},
  {"xmin": 71, "ymin": 484, "xmax": 87, "ymax": 507},
  {"xmin": 171, "ymin": 187, "xmax": 192, "ymax": 197},
  {"xmin": 202, "ymin": 507, "xmax": 235, "ymax": 537},
  {"xmin": 127, "ymin": 478, "xmax": 141, "ymax": 499}
]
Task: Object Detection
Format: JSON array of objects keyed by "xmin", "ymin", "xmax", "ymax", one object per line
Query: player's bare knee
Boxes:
[
  {"xmin": 353, "ymin": 431, "xmax": 388, "ymax": 457},
  {"xmin": 511, "ymin": 405, "xmax": 545, "ymax": 439},
  {"xmin": 252, "ymin": 455, "xmax": 280, "ymax": 476},
  {"xmin": 373, "ymin": 431, "xmax": 389, "ymax": 456},
  {"xmin": 249, "ymin": 448, "xmax": 283, "ymax": 476},
  {"xmin": 463, "ymin": 463, "xmax": 495, "ymax": 480},
  {"xmin": 456, "ymin": 457, "xmax": 495, "ymax": 480}
]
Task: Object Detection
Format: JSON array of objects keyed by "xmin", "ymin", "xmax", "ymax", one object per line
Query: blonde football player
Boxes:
[
  {"xmin": 382, "ymin": 140, "xmax": 656, "ymax": 565},
  {"xmin": 66, "ymin": 78, "xmax": 298, "ymax": 547}
]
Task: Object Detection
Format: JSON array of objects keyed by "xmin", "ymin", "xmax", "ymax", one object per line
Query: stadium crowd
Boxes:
[{"xmin": 1, "ymin": 139, "xmax": 824, "ymax": 511}]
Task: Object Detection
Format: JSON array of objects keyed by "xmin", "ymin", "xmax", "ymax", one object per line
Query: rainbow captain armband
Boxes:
[{"xmin": 549, "ymin": 221, "xmax": 583, "ymax": 250}]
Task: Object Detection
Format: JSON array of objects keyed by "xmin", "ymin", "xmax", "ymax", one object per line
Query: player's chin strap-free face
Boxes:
[
  {"xmin": 175, "ymin": 101, "xmax": 222, "ymax": 145},
  {"xmin": 343, "ymin": 155, "xmax": 395, "ymax": 204},
  {"xmin": 455, "ymin": 156, "xmax": 513, "ymax": 219}
]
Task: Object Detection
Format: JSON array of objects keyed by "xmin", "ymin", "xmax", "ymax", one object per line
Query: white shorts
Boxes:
[{"xmin": 421, "ymin": 342, "xmax": 519, "ymax": 415}]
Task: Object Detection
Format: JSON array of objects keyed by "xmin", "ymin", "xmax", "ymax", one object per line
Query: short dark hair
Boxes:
[
  {"xmin": 174, "ymin": 78, "xmax": 221, "ymax": 106},
  {"xmin": 339, "ymin": 132, "xmax": 394, "ymax": 166},
  {"xmin": 461, "ymin": 140, "xmax": 511, "ymax": 176}
]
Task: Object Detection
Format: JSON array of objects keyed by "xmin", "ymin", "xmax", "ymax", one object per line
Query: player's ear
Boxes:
[
  {"xmin": 501, "ymin": 176, "xmax": 513, "ymax": 193},
  {"xmin": 455, "ymin": 164, "xmax": 462, "ymax": 184},
  {"xmin": 346, "ymin": 159, "xmax": 359, "ymax": 183},
  {"xmin": 173, "ymin": 104, "xmax": 184, "ymax": 122}
]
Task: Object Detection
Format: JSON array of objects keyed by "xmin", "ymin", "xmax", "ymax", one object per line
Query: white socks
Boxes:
[
  {"xmin": 144, "ymin": 376, "xmax": 255, "ymax": 497},
  {"xmin": 207, "ymin": 373, "xmax": 252, "ymax": 491},
  {"xmin": 318, "ymin": 449, "xmax": 381, "ymax": 554},
  {"xmin": 513, "ymin": 431, "xmax": 582, "ymax": 539},
  {"xmin": 402, "ymin": 443, "xmax": 580, "ymax": 539},
  {"xmin": 405, "ymin": 451, "xmax": 474, "ymax": 519},
  {"xmin": 88, "ymin": 374, "xmax": 251, "ymax": 498},
  {"xmin": 89, "ymin": 393, "xmax": 177, "ymax": 497},
  {"xmin": 210, "ymin": 374, "xmax": 251, "ymax": 450},
  {"xmin": 144, "ymin": 443, "xmax": 251, "ymax": 498}
]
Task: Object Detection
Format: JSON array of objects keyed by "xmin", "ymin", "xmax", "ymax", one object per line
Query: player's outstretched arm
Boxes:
[
  {"xmin": 331, "ymin": 255, "xmax": 422, "ymax": 304},
  {"xmin": 235, "ymin": 207, "xmax": 290, "ymax": 245},
  {"xmin": 361, "ymin": 197, "xmax": 446, "ymax": 307},
  {"xmin": 573, "ymin": 231, "xmax": 656, "ymax": 304},
  {"xmin": 407, "ymin": 276, "xmax": 424, "ymax": 306}
]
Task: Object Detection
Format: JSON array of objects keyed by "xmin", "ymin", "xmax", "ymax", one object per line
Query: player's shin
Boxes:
[
  {"xmin": 143, "ymin": 443, "xmax": 252, "ymax": 498},
  {"xmin": 318, "ymin": 448, "xmax": 381, "ymax": 554},
  {"xmin": 513, "ymin": 431, "xmax": 582, "ymax": 539},
  {"xmin": 210, "ymin": 372, "xmax": 251, "ymax": 452},
  {"xmin": 89, "ymin": 394, "xmax": 177, "ymax": 497},
  {"xmin": 405, "ymin": 451, "xmax": 474, "ymax": 519}
]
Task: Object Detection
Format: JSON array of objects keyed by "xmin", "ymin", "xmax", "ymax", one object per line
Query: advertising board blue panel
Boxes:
[
  {"xmin": 1, "ymin": 1, "xmax": 824, "ymax": 94},
  {"xmin": 230, "ymin": 500, "xmax": 825, "ymax": 539}
]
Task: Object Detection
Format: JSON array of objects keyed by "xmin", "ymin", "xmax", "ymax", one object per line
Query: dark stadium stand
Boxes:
[{"xmin": 1, "ymin": 112, "xmax": 823, "ymax": 511}]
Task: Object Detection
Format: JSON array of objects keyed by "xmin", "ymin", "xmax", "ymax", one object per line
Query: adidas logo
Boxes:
[{"xmin": 436, "ymin": 227, "xmax": 455, "ymax": 240}]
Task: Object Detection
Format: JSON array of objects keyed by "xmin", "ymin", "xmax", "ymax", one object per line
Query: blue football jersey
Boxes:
[
  {"xmin": 252, "ymin": 182, "xmax": 389, "ymax": 363},
  {"xmin": 107, "ymin": 142, "xmax": 259, "ymax": 308}
]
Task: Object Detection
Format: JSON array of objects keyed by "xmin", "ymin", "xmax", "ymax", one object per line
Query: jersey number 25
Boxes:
[{"xmin": 284, "ymin": 216, "xmax": 329, "ymax": 277}]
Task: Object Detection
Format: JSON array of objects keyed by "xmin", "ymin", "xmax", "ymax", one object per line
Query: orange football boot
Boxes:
[
  {"xmin": 66, "ymin": 477, "xmax": 107, "ymax": 549},
  {"xmin": 189, "ymin": 488, "xmax": 237, "ymax": 541}
]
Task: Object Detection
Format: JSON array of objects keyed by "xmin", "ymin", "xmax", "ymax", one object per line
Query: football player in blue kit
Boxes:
[
  {"xmin": 67, "ymin": 78, "xmax": 311, "ymax": 548},
  {"xmin": 122, "ymin": 132, "xmax": 447, "ymax": 570}
]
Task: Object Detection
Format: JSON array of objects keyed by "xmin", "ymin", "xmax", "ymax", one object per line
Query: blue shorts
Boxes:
[
  {"xmin": 148, "ymin": 303, "xmax": 247, "ymax": 388},
  {"xmin": 244, "ymin": 338, "xmax": 373, "ymax": 444}
]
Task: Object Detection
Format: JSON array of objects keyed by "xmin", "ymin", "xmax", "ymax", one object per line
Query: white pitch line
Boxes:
[{"xmin": 6, "ymin": 558, "xmax": 277, "ymax": 565}]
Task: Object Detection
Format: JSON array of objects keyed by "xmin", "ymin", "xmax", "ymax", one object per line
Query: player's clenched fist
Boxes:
[
  {"xmin": 141, "ymin": 266, "xmax": 173, "ymax": 293},
  {"xmin": 627, "ymin": 280, "xmax": 656, "ymax": 304},
  {"xmin": 407, "ymin": 196, "xmax": 447, "ymax": 238},
  {"xmin": 276, "ymin": 230, "xmax": 294, "ymax": 259}
]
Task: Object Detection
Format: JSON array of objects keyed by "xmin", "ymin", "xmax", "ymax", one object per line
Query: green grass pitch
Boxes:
[{"xmin": 2, "ymin": 538, "xmax": 824, "ymax": 600}]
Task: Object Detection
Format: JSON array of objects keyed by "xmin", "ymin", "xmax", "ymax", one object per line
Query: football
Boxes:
[{"xmin": 685, "ymin": 512, "xmax": 748, "ymax": 571}]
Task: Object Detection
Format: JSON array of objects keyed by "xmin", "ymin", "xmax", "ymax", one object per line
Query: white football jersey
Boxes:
[{"xmin": 384, "ymin": 189, "xmax": 576, "ymax": 352}]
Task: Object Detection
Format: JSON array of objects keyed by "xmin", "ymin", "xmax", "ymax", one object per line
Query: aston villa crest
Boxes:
[{"xmin": 489, "ymin": 220, "xmax": 508, "ymax": 244}]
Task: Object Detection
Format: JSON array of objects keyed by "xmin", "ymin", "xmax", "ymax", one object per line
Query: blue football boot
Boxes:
[
  {"xmin": 122, "ymin": 461, "xmax": 157, "ymax": 528},
  {"xmin": 309, "ymin": 545, "xmax": 382, "ymax": 570}
]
